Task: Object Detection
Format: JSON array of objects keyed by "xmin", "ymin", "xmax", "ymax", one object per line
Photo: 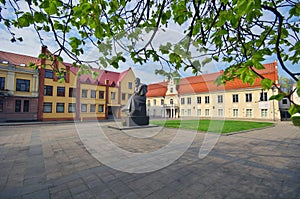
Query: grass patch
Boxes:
[{"xmin": 150, "ymin": 119, "xmax": 274, "ymax": 134}]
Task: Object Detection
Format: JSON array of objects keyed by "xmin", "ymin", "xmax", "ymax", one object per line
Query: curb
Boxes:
[
  {"xmin": 222, "ymin": 123, "xmax": 276, "ymax": 136},
  {"xmin": 0, "ymin": 119, "xmax": 117, "ymax": 126}
]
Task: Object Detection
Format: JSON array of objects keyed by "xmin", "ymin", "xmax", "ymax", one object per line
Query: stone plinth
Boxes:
[{"xmin": 124, "ymin": 116, "xmax": 149, "ymax": 126}]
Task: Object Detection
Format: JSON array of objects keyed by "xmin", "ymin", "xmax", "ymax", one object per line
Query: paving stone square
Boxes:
[{"xmin": 0, "ymin": 121, "xmax": 299, "ymax": 198}]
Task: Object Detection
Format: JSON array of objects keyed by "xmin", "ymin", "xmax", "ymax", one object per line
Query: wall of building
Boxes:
[
  {"xmin": 41, "ymin": 57, "xmax": 78, "ymax": 121},
  {"xmin": 0, "ymin": 63, "xmax": 39, "ymax": 121},
  {"xmin": 79, "ymin": 83, "xmax": 106, "ymax": 120},
  {"xmin": 119, "ymin": 69, "xmax": 136, "ymax": 117},
  {"xmin": 147, "ymin": 86, "xmax": 281, "ymax": 121}
]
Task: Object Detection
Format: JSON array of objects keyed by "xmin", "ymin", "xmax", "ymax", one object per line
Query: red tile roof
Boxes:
[
  {"xmin": 0, "ymin": 51, "xmax": 39, "ymax": 66},
  {"xmin": 0, "ymin": 50, "xmax": 132, "ymax": 87},
  {"xmin": 147, "ymin": 62, "xmax": 278, "ymax": 97},
  {"xmin": 146, "ymin": 81, "xmax": 168, "ymax": 97},
  {"xmin": 69, "ymin": 65, "xmax": 132, "ymax": 86}
]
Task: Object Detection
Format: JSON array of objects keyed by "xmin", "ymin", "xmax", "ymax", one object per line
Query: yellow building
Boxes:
[
  {"xmin": 147, "ymin": 62, "xmax": 281, "ymax": 121},
  {"xmin": 38, "ymin": 46, "xmax": 136, "ymax": 121},
  {"xmin": 0, "ymin": 47, "xmax": 136, "ymax": 122},
  {"xmin": 0, "ymin": 51, "xmax": 39, "ymax": 121}
]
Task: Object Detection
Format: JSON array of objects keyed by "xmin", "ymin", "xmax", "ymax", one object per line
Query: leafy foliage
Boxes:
[
  {"xmin": 0, "ymin": 0, "xmax": 299, "ymax": 108},
  {"xmin": 291, "ymin": 116, "xmax": 300, "ymax": 127}
]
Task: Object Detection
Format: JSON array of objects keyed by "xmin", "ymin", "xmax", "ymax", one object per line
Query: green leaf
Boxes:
[
  {"xmin": 269, "ymin": 93, "xmax": 285, "ymax": 101},
  {"xmin": 289, "ymin": 3, "xmax": 300, "ymax": 16},
  {"xmin": 18, "ymin": 12, "xmax": 33, "ymax": 27},
  {"xmin": 212, "ymin": 56, "xmax": 219, "ymax": 62},
  {"xmin": 297, "ymin": 80, "xmax": 300, "ymax": 97},
  {"xmin": 191, "ymin": 60, "xmax": 201, "ymax": 69},
  {"xmin": 260, "ymin": 78, "xmax": 273, "ymax": 90},
  {"xmin": 253, "ymin": 61, "xmax": 265, "ymax": 70},
  {"xmin": 288, "ymin": 104, "xmax": 300, "ymax": 116},
  {"xmin": 159, "ymin": 43, "xmax": 171, "ymax": 54},
  {"xmin": 43, "ymin": 0, "xmax": 59, "ymax": 15},
  {"xmin": 201, "ymin": 57, "xmax": 212, "ymax": 66},
  {"xmin": 169, "ymin": 53, "xmax": 181, "ymax": 64}
]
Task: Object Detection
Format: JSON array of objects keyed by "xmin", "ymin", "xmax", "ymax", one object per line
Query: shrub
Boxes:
[{"xmin": 291, "ymin": 116, "xmax": 300, "ymax": 126}]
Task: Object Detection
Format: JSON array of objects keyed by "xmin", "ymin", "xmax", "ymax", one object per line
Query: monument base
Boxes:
[{"xmin": 124, "ymin": 116, "xmax": 149, "ymax": 127}]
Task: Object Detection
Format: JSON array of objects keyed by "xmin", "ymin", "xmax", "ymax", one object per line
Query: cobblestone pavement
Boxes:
[{"xmin": 0, "ymin": 121, "xmax": 299, "ymax": 199}]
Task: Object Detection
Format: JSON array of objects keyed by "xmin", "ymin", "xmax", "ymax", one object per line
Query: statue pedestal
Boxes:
[{"xmin": 124, "ymin": 116, "xmax": 149, "ymax": 126}]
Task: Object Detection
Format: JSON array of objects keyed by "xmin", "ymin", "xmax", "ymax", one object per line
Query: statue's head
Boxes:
[{"xmin": 135, "ymin": 78, "xmax": 141, "ymax": 85}]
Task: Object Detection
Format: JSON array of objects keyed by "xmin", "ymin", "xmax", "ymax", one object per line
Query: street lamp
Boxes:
[{"xmin": 272, "ymin": 86, "xmax": 276, "ymax": 121}]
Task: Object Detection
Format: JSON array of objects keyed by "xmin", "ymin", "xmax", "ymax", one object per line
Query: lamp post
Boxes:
[{"xmin": 272, "ymin": 86, "xmax": 276, "ymax": 121}]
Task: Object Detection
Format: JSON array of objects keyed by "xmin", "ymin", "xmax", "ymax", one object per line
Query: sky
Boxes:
[
  {"xmin": 0, "ymin": 22, "xmax": 224, "ymax": 84},
  {"xmin": 0, "ymin": 1, "xmax": 297, "ymax": 84}
]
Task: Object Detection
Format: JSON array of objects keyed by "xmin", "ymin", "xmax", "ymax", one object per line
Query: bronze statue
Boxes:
[{"xmin": 122, "ymin": 78, "xmax": 148, "ymax": 117}]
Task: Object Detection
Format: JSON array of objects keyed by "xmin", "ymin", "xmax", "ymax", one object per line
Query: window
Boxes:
[
  {"xmin": 82, "ymin": 90, "xmax": 88, "ymax": 98},
  {"xmin": 122, "ymin": 93, "xmax": 126, "ymax": 100},
  {"xmin": 170, "ymin": 99, "xmax": 173, "ymax": 104},
  {"xmin": 260, "ymin": 92, "xmax": 268, "ymax": 101},
  {"xmin": 147, "ymin": 100, "xmax": 150, "ymax": 106},
  {"xmin": 246, "ymin": 109, "xmax": 253, "ymax": 117},
  {"xmin": 111, "ymin": 92, "xmax": 116, "ymax": 100},
  {"xmin": 218, "ymin": 109, "xmax": 223, "ymax": 117},
  {"xmin": 98, "ymin": 105, "xmax": 104, "ymax": 112},
  {"xmin": 218, "ymin": 95, "xmax": 223, "ymax": 103},
  {"xmin": 181, "ymin": 98, "xmax": 185, "ymax": 105},
  {"xmin": 56, "ymin": 103, "xmax": 65, "ymax": 113},
  {"xmin": 245, "ymin": 93, "xmax": 252, "ymax": 102},
  {"xmin": 91, "ymin": 90, "xmax": 96, "ymax": 98},
  {"xmin": 232, "ymin": 94, "xmax": 239, "ymax": 103},
  {"xmin": 128, "ymin": 82, "xmax": 132, "ymax": 89},
  {"xmin": 69, "ymin": 88, "xmax": 76, "ymax": 97},
  {"xmin": 282, "ymin": 99, "xmax": 288, "ymax": 104},
  {"xmin": 187, "ymin": 97, "xmax": 191, "ymax": 104},
  {"xmin": 170, "ymin": 88, "xmax": 173, "ymax": 93},
  {"xmin": 43, "ymin": 102, "xmax": 52, "ymax": 113},
  {"xmin": 154, "ymin": 99, "xmax": 156, "ymax": 105},
  {"xmin": 0, "ymin": 100, "xmax": 3, "ymax": 112},
  {"xmin": 44, "ymin": 86, "xmax": 53, "ymax": 96},
  {"xmin": 23, "ymin": 100, "xmax": 29, "ymax": 112},
  {"xmin": 57, "ymin": 87, "xmax": 65, "ymax": 97},
  {"xmin": 45, "ymin": 69, "xmax": 53, "ymax": 79},
  {"xmin": 90, "ymin": 104, "xmax": 96, "ymax": 112},
  {"xmin": 205, "ymin": 109, "xmax": 210, "ymax": 116},
  {"xmin": 68, "ymin": 103, "xmax": 76, "ymax": 113},
  {"xmin": 197, "ymin": 109, "xmax": 201, "ymax": 116},
  {"xmin": 15, "ymin": 100, "xmax": 21, "ymax": 112},
  {"xmin": 161, "ymin": 99, "xmax": 164, "ymax": 105},
  {"xmin": 233, "ymin": 109, "xmax": 238, "ymax": 117},
  {"xmin": 197, "ymin": 97, "xmax": 201, "ymax": 104},
  {"xmin": 81, "ymin": 104, "xmax": 87, "ymax": 112},
  {"xmin": 0, "ymin": 77, "xmax": 5, "ymax": 90},
  {"xmin": 187, "ymin": 109, "xmax": 191, "ymax": 116},
  {"xmin": 99, "ymin": 91, "xmax": 104, "ymax": 99},
  {"xmin": 261, "ymin": 109, "xmax": 268, "ymax": 118},
  {"xmin": 16, "ymin": 79, "xmax": 30, "ymax": 92},
  {"xmin": 205, "ymin": 96, "xmax": 210, "ymax": 104}
]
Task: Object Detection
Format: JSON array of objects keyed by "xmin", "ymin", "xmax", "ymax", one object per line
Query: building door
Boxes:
[
  {"xmin": 108, "ymin": 106, "xmax": 114, "ymax": 119},
  {"xmin": 108, "ymin": 106, "xmax": 120, "ymax": 119}
]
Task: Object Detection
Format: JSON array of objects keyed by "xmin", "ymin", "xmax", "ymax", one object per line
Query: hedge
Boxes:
[{"xmin": 291, "ymin": 116, "xmax": 300, "ymax": 126}]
